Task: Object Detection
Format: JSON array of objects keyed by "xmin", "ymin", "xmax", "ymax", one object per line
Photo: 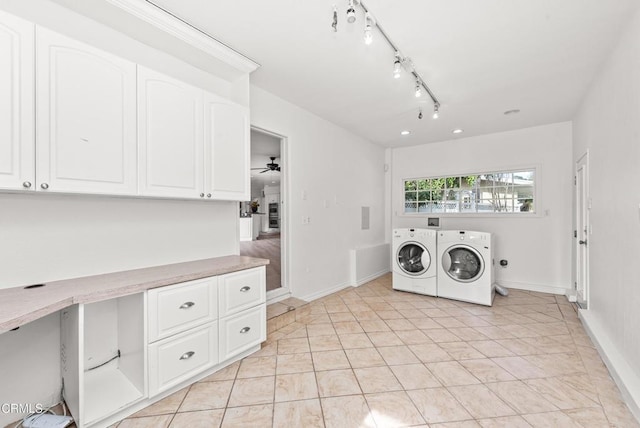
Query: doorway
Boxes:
[
  {"xmin": 240, "ymin": 127, "xmax": 288, "ymax": 299},
  {"xmin": 575, "ymin": 151, "xmax": 589, "ymax": 309}
]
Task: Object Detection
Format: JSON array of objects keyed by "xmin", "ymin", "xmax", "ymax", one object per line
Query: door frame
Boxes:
[
  {"xmin": 575, "ymin": 151, "xmax": 590, "ymax": 309},
  {"xmin": 250, "ymin": 125, "xmax": 290, "ymax": 301}
]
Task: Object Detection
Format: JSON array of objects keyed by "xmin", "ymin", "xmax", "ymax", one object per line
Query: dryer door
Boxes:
[
  {"xmin": 397, "ymin": 241, "xmax": 431, "ymax": 276},
  {"xmin": 441, "ymin": 245, "xmax": 484, "ymax": 283}
]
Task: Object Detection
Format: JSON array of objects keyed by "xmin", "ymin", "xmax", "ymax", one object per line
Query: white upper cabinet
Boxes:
[
  {"xmin": 0, "ymin": 11, "xmax": 34, "ymax": 191},
  {"xmin": 36, "ymin": 27, "xmax": 137, "ymax": 195},
  {"xmin": 204, "ymin": 93, "xmax": 250, "ymax": 201},
  {"xmin": 138, "ymin": 66, "xmax": 204, "ymax": 199}
]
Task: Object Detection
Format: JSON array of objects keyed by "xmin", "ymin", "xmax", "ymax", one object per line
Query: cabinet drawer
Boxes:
[
  {"xmin": 219, "ymin": 305, "xmax": 266, "ymax": 361},
  {"xmin": 148, "ymin": 322, "xmax": 218, "ymax": 396},
  {"xmin": 148, "ymin": 277, "xmax": 217, "ymax": 342},
  {"xmin": 218, "ymin": 267, "xmax": 265, "ymax": 317}
]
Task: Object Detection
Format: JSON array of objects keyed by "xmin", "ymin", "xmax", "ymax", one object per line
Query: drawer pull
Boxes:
[
  {"xmin": 239, "ymin": 286, "xmax": 251, "ymax": 293},
  {"xmin": 179, "ymin": 351, "xmax": 195, "ymax": 360},
  {"xmin": 240, "ymin": 326, "xmax": 251, "ymax": 334},
  {"xmin": 179, "ymin": 301, "xmax": 195, "ymax": 310}
]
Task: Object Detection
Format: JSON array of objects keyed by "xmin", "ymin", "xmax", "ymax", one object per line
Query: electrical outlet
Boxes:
[{"xmin": 302, "ymin": 216, "xmax": 311, "ymax": 225}]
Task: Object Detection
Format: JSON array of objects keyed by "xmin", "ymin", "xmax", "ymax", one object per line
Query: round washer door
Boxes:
[
  {"xmin": 441, "ymin": 245, "xmax": 484, "ymax": 283},
  {"xmin": 396, "ymin": 241, "xmax": 431, "ymax": 276}
]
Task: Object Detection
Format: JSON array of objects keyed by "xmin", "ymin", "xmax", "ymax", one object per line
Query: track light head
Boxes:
[
  {"xmin": 415, "ymin": 80, "xmax": 423, "ymax": 98},
  {"xmin": 347, "ymin": 0, "xmax": 356, "ymax": 23},
  {"xmin": 433, "ymin": 103, "xmax": 440, "ymax": 119},
  {"xmin": 393, "ymin": 52, "xmax": 402, "ymax": 79},
  {"xmin": 418, "ymin": 108, "xmax": 423, "ymax": 120},
  {"xmin": 332, "ymin": 5, "xmax": 338, "ymax": 32},
  {"xmin": 363, "ymin": 13, "xmax": 373, "ymax": 45}
]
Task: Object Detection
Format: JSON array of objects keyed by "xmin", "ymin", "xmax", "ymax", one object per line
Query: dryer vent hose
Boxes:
[{"xmin": 495, "ymin": 283, "xmax": 509, "ymax": 297}]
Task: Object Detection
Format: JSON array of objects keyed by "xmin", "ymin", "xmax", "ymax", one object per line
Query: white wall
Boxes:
[
  {"xmin": 250, "ymin": 86, "xmax": 386, "ymax": 301},
  {"xmin": 572, "ymin": 5, "xmax": 640, "ymax": 417},
  {"xmin": 392, "ymin": 122, "xmax": 573, "ymax": 294}
]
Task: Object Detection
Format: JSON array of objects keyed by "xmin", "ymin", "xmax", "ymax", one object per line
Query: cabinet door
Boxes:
[
  {"xmin": 204, "ymin": 92, "xmax": 249, "ymax": 201},
  {"xmin": 0, "ymin": 11, "xmax": 34, "ymax": 191},
  {"xmin": 36, "ymin": 27, "xmax": 136, "ymax": 194},
  {"xmin": 138, "ymin": 66, "xmax": 203, "ymax": 199}
]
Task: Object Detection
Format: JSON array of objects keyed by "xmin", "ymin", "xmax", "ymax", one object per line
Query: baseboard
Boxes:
[
  {"xmin": 300, "ymin": 281, "xmax": 352, "ymax": 302},
  {"xmin": 353, "ymin": 269, "xmax": 390, "ymax": 287},
  {"xmin": 497, "ymin": 280, "xmax": 570, "ymax": 296},
  {"xmin": 579, "ymin": 309, "xmax": 640, "ymax": 421}
]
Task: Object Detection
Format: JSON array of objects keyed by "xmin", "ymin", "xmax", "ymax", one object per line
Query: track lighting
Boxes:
[
  {"xmin": 418, "ymin": 108, "xmax": 423, "ymax": 120},
  {"xmin": 332, "ymin": 5, "xmax": 338, "ymax": 32},
  {"xmin": 393, "ymin": 52, "xmax": 402, "ymax": 79},
  {"xmin": 433, "ymin": 103, "xmax": 440, "ymax": 119},
  {"xmin": 415, "ymin": 80, "xmax": 423, "ymax": 98},
  {"xmin": 346, "ymin": 0, "xmax": 356, "ymax": 23},
  {"xmin": 363, "ymin": 12, "xmax": 373, "ymax": 45}
]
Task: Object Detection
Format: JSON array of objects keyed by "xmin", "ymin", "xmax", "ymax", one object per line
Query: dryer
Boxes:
[
  {"xmin": 437, "ymin": 230, "xmax": 495, "ymax": 306},
  {"xmin": 392, "ymin": 228, "xmax": 437, "ymax": 296}
]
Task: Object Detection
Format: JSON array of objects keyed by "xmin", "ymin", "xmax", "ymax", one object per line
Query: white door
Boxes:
[
  {"xmin": 204, "ymin": 93, "xmax": 249, "ymax": 201},
  {"xmin": 138, "ymin": 66, "xmax": 203, "ymax": 199},
  {"xmin": 36, "ymin": 27, "xmax": 137, "ymax": 194},
  {"xmin": 575, "ymin": 152, "xmax": 590, "ymax": 308},
  {"xmin": 0, "ymin": 11, "xmax": 34, "ymax": 191}
]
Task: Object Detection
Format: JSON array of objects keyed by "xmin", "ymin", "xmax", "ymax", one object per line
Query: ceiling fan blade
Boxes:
[
  {"xmin": 259, "ymin": 169, "xmax": 269, "ymax": 174},
  {"xmin": 276, "ymin": 167, "xmax": 281, "ymax": 171}
]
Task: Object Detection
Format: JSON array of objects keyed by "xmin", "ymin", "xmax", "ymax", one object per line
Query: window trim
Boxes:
[{"xmin": 400, "ymin": 166, "xmax": 540, "ymax": 218}]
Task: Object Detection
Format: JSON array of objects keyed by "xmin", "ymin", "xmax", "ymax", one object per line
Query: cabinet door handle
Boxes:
[
  {"xmin": 240, "ymin": 326, "xmax": 251, "ymax": 334},
  {"xmin": 207, "ymin": 193, "xmax": 212, "ymax": 198},
  {"xmin": 239, "ymin": 286, "xmax": 251, "ymax": 293},
  {"xmin": 200, "ymin": 193, "xmax": 205, "ymax": 198},
  {"xmin": 22, "ymin": 181, "xmax": 32, "ymax": 189},
  {"xmin": 40, "ymin": 183, "xmax": 49, "ymax": 190},
  {"xmin": 179, "ymin": 301, "xmax": 195, "ymax": 309},
  {"xmin": 179, "ymin": 351, "xmax": 195, "ymax": 360}
]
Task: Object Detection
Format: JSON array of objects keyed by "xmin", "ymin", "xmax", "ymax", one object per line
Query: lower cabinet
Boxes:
[{"xmin": 61, "ymin": 266, "xmax": 266, "ymax": 427}]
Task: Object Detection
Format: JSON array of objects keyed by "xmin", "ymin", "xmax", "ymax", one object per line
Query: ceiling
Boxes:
[{"xmin": 148, "ymin": 0, "xmax": 637, "ymax": 147}]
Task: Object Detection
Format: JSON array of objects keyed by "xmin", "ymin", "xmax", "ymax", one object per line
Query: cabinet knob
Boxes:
[
  {"xmin": 179, "ymin": 351, "xmax": 195, "ymax": 361},
  {"xmin": 179, "ymin": 301, "xmax": 195, "ymax": 310},
  {"xmin": 22, "ymin": 181, "xmax": 32, "ymax": 189},
  {"xmin": 200, "ymin": 193, "xmax": 205, "ymax": 198},
  {"xmin": 239, "ymin": 286, "xmax": 251, "ymax": 293},
  {"xmin": 40, "ymin": 183, "xmax": 49, "ymax": 190},
  {"xmin": 240, "ymin": 326, "xmax": 251, "ymax": 334},
  {"xmin": 207, "ymin": 193, "xmax": 212, "ymax": 198}
]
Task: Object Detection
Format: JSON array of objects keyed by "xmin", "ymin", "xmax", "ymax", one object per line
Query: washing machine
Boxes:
[
  {"xmin": 392, "ymin": 228, "xmax": 438, "ymax": 296},
  {"xmin": 437, "ymin": 230, "xmax": 495, "ymax": 306}
]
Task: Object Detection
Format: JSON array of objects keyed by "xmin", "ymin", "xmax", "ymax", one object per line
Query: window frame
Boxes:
[{"xmin": 400, "ymin": 166, "xmax": 539, "ymax": 217}]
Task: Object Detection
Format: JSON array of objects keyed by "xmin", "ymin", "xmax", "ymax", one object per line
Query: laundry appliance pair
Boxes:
[{"xmin": 391, "ymin": 228, "xmax": 495, "ymax": 306}]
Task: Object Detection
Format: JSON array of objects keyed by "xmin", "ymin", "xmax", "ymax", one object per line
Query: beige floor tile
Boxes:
[
  {"xmin": 394, "ymin": 329, "xmax": 433, "ymax": 345},
  {"xmin": 118, "ymin": 415, "xmax": 172, "ymax": 428},
  {"xmin": 333, "ymin": 321, "xmax": 365, "ymax": 334},
  {"xmin": 339, "ymin": 332, "xmax": 374, "ymax": 349},
  {"xmin": 353, "ymin": 310, "xmax": 382, "ymax": 321},
  {"xmin": 237, "ymin": 355, "xmax": 276, "ymax": 378},
  {"xmin": 468, "ymin": 340, "xmax": 515, "ymax": 358},
  {"xmin": 427, "ymin": 361, "xmax": 481, "ymax": 386},
  {"xmin": 250, "ymin": 341, "xmax": 278, "ymax": 357},
  {"xmin": 422, "ymin": 308, "xmax": 451, "ymax": 318},
  {"xmin": 409, "ymin": 343, "xmax": 453, "ymax": 363},
  {"xmin": 398, "ymin": 308, "xmax": 426, "ymax": 318},
  {"xmin": 562, "ymin": 407, "xmax": 610, "ymax": 427},
  {"xmin": 354, "ymin": 366, "xmax": 403, "ymax": 393},
  {"xmin": 556, "ymin": 373, "xmax": 599, "ymax": 403},
  {"xmin": 523, "ymin": 353, "xmax": 585, "ymax": 377},
  {"xmin": 435, "ymin": 317, "xmax": 468, "ymax": 328},
  {"xmin": 410, "ymin": 317, "xmax": 445, "ymax": 329},
  {"xmin": 360, "ymin": 320, "xmax": 392, "ymax": 332},
  {"xmin": 169, "ymin": 410, "xmax": 224, "ymax": 428},
  {"xmin": 491, "ymin": 356, "xmax": 547, "ymax": 379},
  {"xmin": 440, "ymin": 342, "xmax": 486, "ymax": 360},
  {"xmin": 316, "ymin": 369, "xmax": 362, "ymax": 397},
  {"xmin": 407, "ymin": 387, "xmax": 473, "ymax": 424},
  {"xmin": 474, "ymin": 327, "xmax": 515, "ymax": 340},
  {"xmin": 488, "ymin": 380, "xmax": 559, "ymax": 414},
  {"xmin": 367, "ymin": 331, "xmax": 404, "ymax": 347},
  {"xmin": 276, "ymin": 352, "xmax": 314, "ymax": 374},
  {"xmin": 227, "ymin": 376, "xmax": 275, "ymax": 407},
  {"xmin": 458, "ymin": 358, "xmax": 516, "ymax": 383},
  {"xmin": 477, "ymin": 415, "xmax": 532, "ymax": 427},
  {"xmin": 132, "ymin": 387, "xmax": 189, "ymax": 417},
  {"xmin": 308, "ymin": 334, "xmax": 342, "ymax": 352},
  {"xmin": 524, "ymin": 377, "xmax": 599, "ymax": 410},
  {"xmin": 376, "ymin": 309, "xmax": 404, "ymax": 319},
  {"xmin": 324, "ymin": 303, "xmax": 349, "ymax": 313},
  {"xmin": 376, "ymin": 344, "xmax": 420, "ymax": 365},
  {"xmin": 521, "ymin": 411, "xmax": 582, "ymax": 427},
  {"xmin": 312, "ymin": 350, "xmax": 350, "ymax": 371},
  {"xmin": 430, "ymin": 421, "xmax": 481, "ymax": 427},
  {"xmin": 277, "ymin": 337, "xmax": 310, "ymax": 354},
  {"xmin": 199, "ymin": 361, "xmax": 239, "ymax": 382},
  {"xmin": 448, "ymin": 384, "xmax": 516, "ymax": 418},
  {"xmin": 179, "ymin": 381, "xmax": 233, "ymax": 411},
  {"xmin": 385, "ymin": 318, "xmax": 418, "ymax": 331},
  {"xmin": 221, "ymin": 404, "xmax": 273, "ymax": 427},
  {"xmin": 329, "ymin": 312, "xmax": 356, "ymax": 322},
  {"xmin": 390, "ymin": 363, "xmax": 441, "ymax": 389},
  {"xmin": 456, "ymin": 316, "xmax": 493, "ymax": 328},
  {"xmin": 448, "ymin": 327, "xmax": 489, "ymax": 341},
  {"xmin": 345, "ymin": 347, "xmax": 386, "ymax": 368},
  {"xmin": 273, "ymin": 399, "xmax": 324, "ymax": 428},
  {"xmin": 275, "ymin": 372, "xmax": 319, "ymax": 402},
  {"xmin": 424, "ymin": 328, "xmax": 462, "ymax": 343},
  {"xmin": 365, "ymin": 391, "xmax": 426, "ymax": 426},
  {"xmin": 306, "ymin": 323, "xmax": 336, "ymax": 337},
  {"xmin": 321, "ymin": 395, "xmax": 375, "ymax": 428}
]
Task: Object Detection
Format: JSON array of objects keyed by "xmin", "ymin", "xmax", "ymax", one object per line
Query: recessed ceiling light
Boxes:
[
  {"xmin": 452, "ymin": 129, "xmax": 464, "ymax": 134},
  {"xmin": 401, "ymin": 130, "xmax": 411, "ymax": 135},
  {"xmin": 504, "ymin": 109, "xmax": 520, "ymax": 115}
]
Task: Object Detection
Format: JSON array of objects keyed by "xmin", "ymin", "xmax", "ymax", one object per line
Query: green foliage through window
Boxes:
[{"xmin": 403, "ymin": 170, "xmax": 535, "ymax": 214}]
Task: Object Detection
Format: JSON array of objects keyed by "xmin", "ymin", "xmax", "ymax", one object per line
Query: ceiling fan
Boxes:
[{"xmin": 251, "ymin": 156, "xmax": 281, "ymax": 173}]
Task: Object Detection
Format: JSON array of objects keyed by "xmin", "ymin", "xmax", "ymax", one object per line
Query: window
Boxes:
[{"xmin": 403, "ymin": 169, "xmax": 535, "ymax": 214}]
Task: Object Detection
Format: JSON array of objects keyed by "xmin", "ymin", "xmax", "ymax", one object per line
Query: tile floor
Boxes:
[{"xmin": 112, "ymin": 274, "xmax": 638, "ymax": 427}]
